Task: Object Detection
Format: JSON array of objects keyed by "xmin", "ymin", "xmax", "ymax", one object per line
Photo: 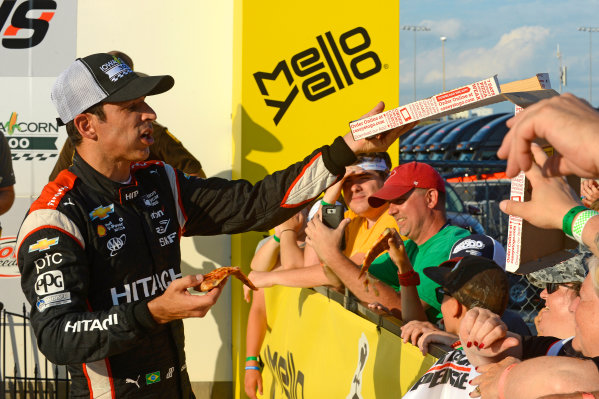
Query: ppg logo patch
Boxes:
[{"xmin": 35, "ymin": 270, "xmax": 64, "ymax": 295}]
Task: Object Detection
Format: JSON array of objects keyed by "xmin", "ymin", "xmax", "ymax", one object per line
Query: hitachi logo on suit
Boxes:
[
  {"xmin": 64, "ymin": 314, "xmax": 118, "ymax": 333},
  {"xmin": 110, "ymin": 268, "xmax": 182, "ymax": 305}
]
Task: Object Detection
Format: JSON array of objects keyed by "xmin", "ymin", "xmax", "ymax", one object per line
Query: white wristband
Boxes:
[{"xmin": 572, "ymin": 210, "xmax": 599, "ymax": 244}]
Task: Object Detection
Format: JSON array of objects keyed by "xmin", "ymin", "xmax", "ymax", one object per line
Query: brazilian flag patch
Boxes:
[{"xmin": 146, "ymin": 371, "xmax": 161, "ymax": 385}]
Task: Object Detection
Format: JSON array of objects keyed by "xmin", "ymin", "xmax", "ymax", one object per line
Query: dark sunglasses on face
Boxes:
[
  {"xmin": 546, "ymin": 282, "xmax": 581, "ymax": 295},
  {"xmin": 435, "ymin": 286, "xmax": 452, "ymax": 304}
]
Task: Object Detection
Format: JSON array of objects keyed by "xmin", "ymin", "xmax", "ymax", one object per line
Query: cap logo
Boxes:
[
  {"xmin": 453, "ymin": 239, "xmax": 485, "ymax": 254},
  {"xmin": 100, "ymin": 57, "xmax": 133, "ymax": 83},
  {"xmin": 414, "ymin": 181, "xmax": 419, "ymax": 186}
]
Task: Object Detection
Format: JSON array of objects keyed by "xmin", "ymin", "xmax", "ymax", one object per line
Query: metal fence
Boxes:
[
  {"xmin": 426, "ymin": 159, "xmax": 544, "ymax": 331},
  {"xmin": 1, "ymin": 303, "xmax": 69, "ymax": 399}
]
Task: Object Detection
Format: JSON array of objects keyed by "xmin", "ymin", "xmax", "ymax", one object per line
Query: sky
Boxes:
[{"xmin": 399, "ymin": 0, "xmax": 599, "ymax": 112}]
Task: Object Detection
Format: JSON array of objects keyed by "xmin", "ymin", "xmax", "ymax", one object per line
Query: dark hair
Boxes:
[{"xmin": 65, "ymin": 103, "xmax": 106, "ymax": 146}]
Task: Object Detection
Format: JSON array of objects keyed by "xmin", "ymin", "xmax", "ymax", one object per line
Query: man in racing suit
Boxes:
[{"xmin": 16, "ymin": 53, "xmax": 411, "ymax": 398}]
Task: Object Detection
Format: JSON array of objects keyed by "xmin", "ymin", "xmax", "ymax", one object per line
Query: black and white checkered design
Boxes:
[{"xmin": 12, "ymin": 153, "xmax": 58, "ymax": 161}]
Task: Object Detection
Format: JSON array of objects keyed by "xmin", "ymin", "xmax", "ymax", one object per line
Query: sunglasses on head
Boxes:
[
  {"xmin": 546, "ymin": 282, "xmax": 581, "ymax": 295},
  {"xmin": 435, "ymin": 286, "xmax": 452, "ymax": 304}
]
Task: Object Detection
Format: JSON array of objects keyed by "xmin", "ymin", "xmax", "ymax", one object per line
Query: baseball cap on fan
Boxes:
[
  {"xmin": 424, "ymin": 256, "xmax": 509, "ymax": 315},
  {"xmin": 51, "ymin": 53, "xmax": 174, "ymax": 125},
  {"xmin": 449, "ymin": 234, "xmax": 507, "ymax": 269},
  {"xmin": 526, "ymin": 247, "xmax": 591, "ymax": 288},
  {"xmin": 368, "ymin": 162, "xmax": 445, "ymax": 208}
]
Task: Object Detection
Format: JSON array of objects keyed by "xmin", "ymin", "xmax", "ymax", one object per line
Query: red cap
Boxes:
[{"xmin": 368, "ymin": 162, "xmax": 445, "ymax": 208}]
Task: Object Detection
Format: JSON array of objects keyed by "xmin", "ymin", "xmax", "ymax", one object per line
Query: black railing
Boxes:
[{"xmin": 1, "ymin": 303, "xmax": 70, "ymax": 398}]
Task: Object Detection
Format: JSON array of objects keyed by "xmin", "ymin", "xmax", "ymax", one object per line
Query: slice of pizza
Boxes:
[
  {"xmin": 359, "ymin": 228, "xmax": 396, "ymax": 278},
  {"xmin": 199, "ymin": 266, "xmax": 258, "ymax": 292}
]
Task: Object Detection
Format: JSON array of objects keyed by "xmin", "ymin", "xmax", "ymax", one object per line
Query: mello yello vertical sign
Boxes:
[{"xmin": 232, "ymin": 2, "xmax": 399, "ymax": 396}]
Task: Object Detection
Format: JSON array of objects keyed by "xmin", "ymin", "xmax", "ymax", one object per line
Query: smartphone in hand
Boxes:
[{"xmin": 321, "ymin": 204, "xmax": 346, "ymax": 250}]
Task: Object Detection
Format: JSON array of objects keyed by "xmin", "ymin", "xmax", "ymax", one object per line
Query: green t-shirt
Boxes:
[{"xmin": 369, "ymin": 225, "xmax": 470, "ymax": 321}]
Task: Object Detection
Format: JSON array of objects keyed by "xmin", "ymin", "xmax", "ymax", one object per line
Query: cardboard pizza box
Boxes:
[
  {"xmin": 505, "ymin": 164, "xmax": 580, "ymax": 274},
  {"xmin": 504, "ymin": 84, "xmax": 580, "ymax": 274},
  {"xmin": 349, "ymin": 73, "xmax": 558, "ymax": 140}
]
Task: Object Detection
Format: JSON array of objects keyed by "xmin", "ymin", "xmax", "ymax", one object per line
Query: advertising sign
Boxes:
[
  {"xmin": 232, "ymin": 3, "xmax": 400, "ymax": 394},
  {"xmin": 0, "ymin": 0, "xmax": 77, "ymax": 77},
  {"xmin": 260, "ymin": 286, "xmax": 437, "ymax": 398}
]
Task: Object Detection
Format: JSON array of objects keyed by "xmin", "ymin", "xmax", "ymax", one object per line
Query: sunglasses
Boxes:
[
  {"xmin": 435, "ymin": 286, "xmax": 452, "ymax": 304},
  {"xmin": 546, "ymin": 282, "xmax": 581, "ymax": 295}
]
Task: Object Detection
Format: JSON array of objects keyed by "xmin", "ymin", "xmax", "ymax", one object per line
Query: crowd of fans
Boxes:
[{"xmin": 243, "ymin": 93, "xmax": 599, "ymax": 399}]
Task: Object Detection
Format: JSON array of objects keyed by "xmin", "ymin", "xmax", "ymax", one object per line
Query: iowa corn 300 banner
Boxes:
[
  {"xmin": 232, "ymin": 2, "xmax": 400, "ymax": 395},
  {"xmin": 260, "ymin": 286, "xmax": 437, "ymax": 398}
]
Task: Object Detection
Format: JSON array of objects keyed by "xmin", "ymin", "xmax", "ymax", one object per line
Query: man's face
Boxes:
[
  {"xmin": 92, "ymin": 96, "xmax": 156, "ymax": 163},
  {"xmin": 342, "ymin": 171, "xmax": 384, "ymax": 216},
  {"xmin": 535, "ymin": 284, "xmax": 578, "ymax": 338},
  {"xmin": 570, "ymin": 276, "xmax": 599, "ymax": 356},
  {"xmin": 387, "ymin": 188, "xmax": 430, "ymax": 241}
]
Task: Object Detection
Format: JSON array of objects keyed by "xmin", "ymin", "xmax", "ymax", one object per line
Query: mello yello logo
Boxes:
[
  {"xmin": 264, "ymin": 345, "xmax": 305, "ymax": 399},
  {"xmin": 0, "ymin": 0, "xmax": 56, "ymax": 49},
  {"xmin": 254, "ymin": 26, "xmax": 382, "ymax": 125}
]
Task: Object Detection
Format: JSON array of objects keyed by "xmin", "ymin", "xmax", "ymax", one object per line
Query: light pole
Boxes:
[
  {"xmin": 440, "ymin": 36, "xmax": 447, "ymax": 92},
  {"xmin": 578, "ymin": 26, "xmax": 599, "ymax": 104},
  {"xmin": 402, "ymin": 25, "xmax": 431, "ymax": 101}
]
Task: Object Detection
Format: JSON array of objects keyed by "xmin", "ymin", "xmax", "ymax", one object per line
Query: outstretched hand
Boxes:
[
  {"xmin": 498, "ymin": 93, "xmax": 599, "ymax": 178},
  {"xmin": 499, "ymin": 143, "xmax": 582, "ymax": 231},
  {"xmin": 343, "ymin": 101, "xmax": 417, "ymax": 154},
  {"xmin": 147, "ymin": 274, "xmax": 226, "ymax": 324}
]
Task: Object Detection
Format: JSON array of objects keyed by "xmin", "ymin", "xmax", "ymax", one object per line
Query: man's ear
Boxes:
[
  {"xmin": 446, "ymin": 296, "xmax": 461, "ymax": 318},
  {"xmin": 73, "ymin": 113, "xmax": 97, "ymax": 140},
  {"xmin": 455, "ymin": 301, "xmax": 469, "ymax": 320},
  {"xmin": 426, "ymin": 189, "xmax": 439, "ymax": 209}
]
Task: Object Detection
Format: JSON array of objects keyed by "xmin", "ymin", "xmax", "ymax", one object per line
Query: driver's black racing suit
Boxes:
[{"xmin": 17, "ymin": 137, "xmax": 355, "ymax": 398}]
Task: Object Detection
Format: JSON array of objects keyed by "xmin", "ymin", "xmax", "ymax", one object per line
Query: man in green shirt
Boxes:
[
  {"xmin": 367, "ymin": 162, "xmax": 470, "ymax": 320},
  {"xmin": 306, "ymin": 161, "xmax": 469, "ymax": 321}
]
